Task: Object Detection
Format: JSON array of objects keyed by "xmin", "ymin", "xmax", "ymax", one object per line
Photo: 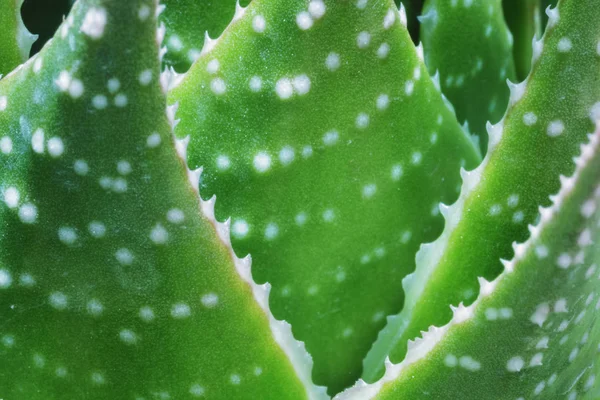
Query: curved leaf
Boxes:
[
  {"xmin": 0, "ymin": 1, "xmax": 322, "ymax": 398},
  {"xmin": 340, "ymin": 128, "xmax": 600, "ymax": 399},
  {"xmin": 169, "ymin": 0, "xmax": 480, "ymax": 393}
]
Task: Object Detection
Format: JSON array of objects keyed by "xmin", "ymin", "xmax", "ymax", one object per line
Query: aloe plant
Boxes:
[{"xmin": 1, "ymin": 0, "xmax": 598, "ymax": 399}]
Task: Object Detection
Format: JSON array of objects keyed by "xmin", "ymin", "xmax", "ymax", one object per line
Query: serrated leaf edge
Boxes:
[
  {"xmin": 361, "ymin": 5, "xmax": 562, "ymax": 378},
  {"xmin": 337, "ymin": 124, "xmax": 600, "ymax": 400},
  {"xmin": 14, "ymin": 0, "xmax": 37, "ymax": 62}
]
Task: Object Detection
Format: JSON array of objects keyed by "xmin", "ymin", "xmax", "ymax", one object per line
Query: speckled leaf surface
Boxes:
[
  {"xmin": 0, "ymin": 0, "xmax": 36, "ymax": 77},
  {"xmin": 161, "ymin": 0, "xmax": 251, "ymax": 73},
  {"xmin": 503, "ymin": 0, "xmax": 542, "ymax": 80},
  {"xmin": 340, "ymin": 129, "xmax": 600, "ymax": 400},
  {"xmin": 364, "ymin": 0, "xmax": 600, "ymax": 382},
  {"xmin": 169, "ymin": 0, "xmax": 480, "ymax": 393},
  {"xmin": 420, "ymin": 0, "xmax": 516, "ymax": 153},
  {"xmin": 0, "ymin": 1, "xmax": 321, "ymax": 399}
]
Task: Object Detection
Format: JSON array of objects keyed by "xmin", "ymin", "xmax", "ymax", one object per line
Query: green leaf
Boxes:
[
  {"xmin": 168, "ymin": 0, "xmax": 480, "ymax": 393},
  {"xmin": 419, "ymin": 0, "xmax": 517, "ymax": 153},
  {"xmin": 160, "ymin": 0, "xmax": 251, "ymax": 73},
  {"xmin": 0, "ymin": 1, "xmax": 324, "ymax": 398},
  {"xmin": 503, "ymin": 0, "xmax": 542, "ymax": 81},
  {"xmin": 363, "ymin": 0, "xmax": 600, "ymax": 382},
  {"xmin": 339, "ymin": 129, "xmax": 600, "ymax": 399},
  {"xmin": 0, "ymin": 0, "xmax": 36, "ymax": 77}
]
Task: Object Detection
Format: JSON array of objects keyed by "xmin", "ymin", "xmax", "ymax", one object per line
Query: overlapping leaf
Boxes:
[
  {"xmin": 160, "ymin": 0, "xmax": 251, "ymax": 72},
  {"xmin": 340, "ymin": 128, "xmax": 600, "ymax": 399},
  {"xmin": 0, "ymin": 1, "xmax": 323, "ymax": 398},
  {"xmin": 364, "ymin": 0, "xmax": 600, "ymax": 382},
  {"xmin": 0, "ymin": 0, "xmax": 36, "ymax": 77},
  {"xmin": 169, "ymin": 0, "xmax": 480, "ymax": 393},
  {"xmin": 420, "ymin": 0, "xmax": 517, "ymax": 152}
]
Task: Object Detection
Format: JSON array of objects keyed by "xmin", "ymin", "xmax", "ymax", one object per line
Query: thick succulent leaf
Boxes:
[
  {"xmin": 160, "ymin": 0, "xmax": 251, "ymax": 73},
  {"xmin": 0, "ymin": 0, "xmax": 323, "ymax": 398},
  {"xmin": 503, "ymin": 0, "xmax": 542, "ymax": 81},
  {"xmin": 419, "ymin": 0, "xmax": 516, "ymax": 153},
  {"xmin": 363, "ymin": 0, "xmax": 600, "ymax": 382},
  {"xmin": 0, "ymin": 0, "xmax": 36, "ymax": 77},
  {"xmin": 340, "ymin": 129, "xmax": 600, "ymax": 400},
  {"xmin": 169, "ymin": 0, "xmax": 480, "ymax": 393}
]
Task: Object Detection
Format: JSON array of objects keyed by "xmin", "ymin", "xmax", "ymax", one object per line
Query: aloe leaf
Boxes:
[
  {"xmin": 363, "ymin": 0, "xmax": 600, "ymax": 382},
  {"xmin": 419, "ymin": 0, "xmax": 517, "ymax": 153},
  {"xmin": 168, "ymin": 0, "xmax": 480, "ymax": 393},
  {"xmin": 339, "ymin": 129, "xmax": 600, "ymax": 400},
  {"xmin": 503, "ymin": 0, "xmax": 542, "ymax": 81},
  {"xmin": 0, "ymin": 1, "xmax": 325, "ymax": 398},
  {"xmin": 0, "ymin": 0, "xmax": 36, "ymax": 77},
  {"xmin": 160, "ymin": 0, "xmax": 251, "ymax": 73}
]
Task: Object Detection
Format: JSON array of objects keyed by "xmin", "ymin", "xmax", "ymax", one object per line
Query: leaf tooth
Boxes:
[
  {"xmin": 511, "ymin": 241, "xmax": 527, "ymax": 261},
  {"xmin": 269, "ymin": 317, "xmax": 329, "ymax": 399},
  {"xmin": 160, "ymin": 66, "xmax": 185, "ymax": 92},
  {"xmin": 156, "ymin": 3, "xmax": 166, "ymax": 17},
  {"xmin": 438, "ymin": 202, "xmax": 450, "ymax": 219},
  {"xmin": 159, "ymin": 46, "xmax": 168, "ymax": 61},
  {"xmin": 384, "ymin": 356, "xmax": 393, "ymax": 371},
  {"xmin": 344, "ymin": 130, "xmax": 600, "ymax": 400},
  {"xmin": 200, "ymin": 194, "xmax": 217, "ymax": 221},
  {"xmin": 485, "ymin": 120, "xmax": 504, "ymax": 151},
  {"xmin": 15, "ymin": 0, "xmax": 38, "ymax": 61},
  {"xmin": 461, "ymin": 121, "xmax": 471, "ymax": 137},
  {"xmin": 545, "ymin": 5, "xmax": 560, "ymax": 29},
  {"xmin": 449, "ymin": 302, "xmax": 473, "ymax": 324},
  {"xmin": 477, "ymin": 276, "xmax": 496, "ymax": 297},
  {"xmin": 401, "ymin": 270, "xmax": 416, "ymax": 294},
  {"xmin": 200, "ymin": 31, "xmax": 217, "ymax": 57},
  {"xmin": 215, "ymin": 217, "xmax": 232, "ymax": 247},
  {"xmin": 417, "ymin": 7, "xmax": 437, "ymax": 28},
  {"xmin": 415, "ymin": 42, "xmax": 424, "ymax": 62},
  {"xmin": 156, "ymin": 22, "xmax": 166, "ymax": 47},
  {"xmin": 431, "ymin": 70, "xmax": 441, "ymax": 92},
  {"xmin": 500, "ymin": 258, "xmax": 514, "ymax": 273},
  {"xmin": 175, "ymin": 135, "xmax": 190, "ymax": 162},
  {"xmin": 167, "ymin": 101, "xmax": 180, "ymax": 129},
  {"xmin": 187, "ymin": 167, "xmax": 202, "ymax": 192},
  {"xmin": 459, "ymin": 164, "xmax": 483, "ymax": 195},
  {"xmin": 398, "ymin": 3, "xmax": 407, "ymax": 28},
  {"xmin": 575, "ymin": 131, "xmax": 600, "ymax": 167},
  {"xmin": 506, "ymin": 79, "xmax": 526, "ymax": 105},
  {"xmin": 538, "ymin": 205, "xmax": 554, "ymax": 224},
  {"xmin": 527, "ymin": 224, "xmax": 540, "ymax": 239},
  {"xmin": 441, "ymin": 93, "xmax": 456, "ymax": 114},
  {"xmin": 405, "ymin": 325, "xmax": 448, "ymax": 364},
  {"xmin": 531, "ymin": 35, "xmax": 544, "ymax": 64}
]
